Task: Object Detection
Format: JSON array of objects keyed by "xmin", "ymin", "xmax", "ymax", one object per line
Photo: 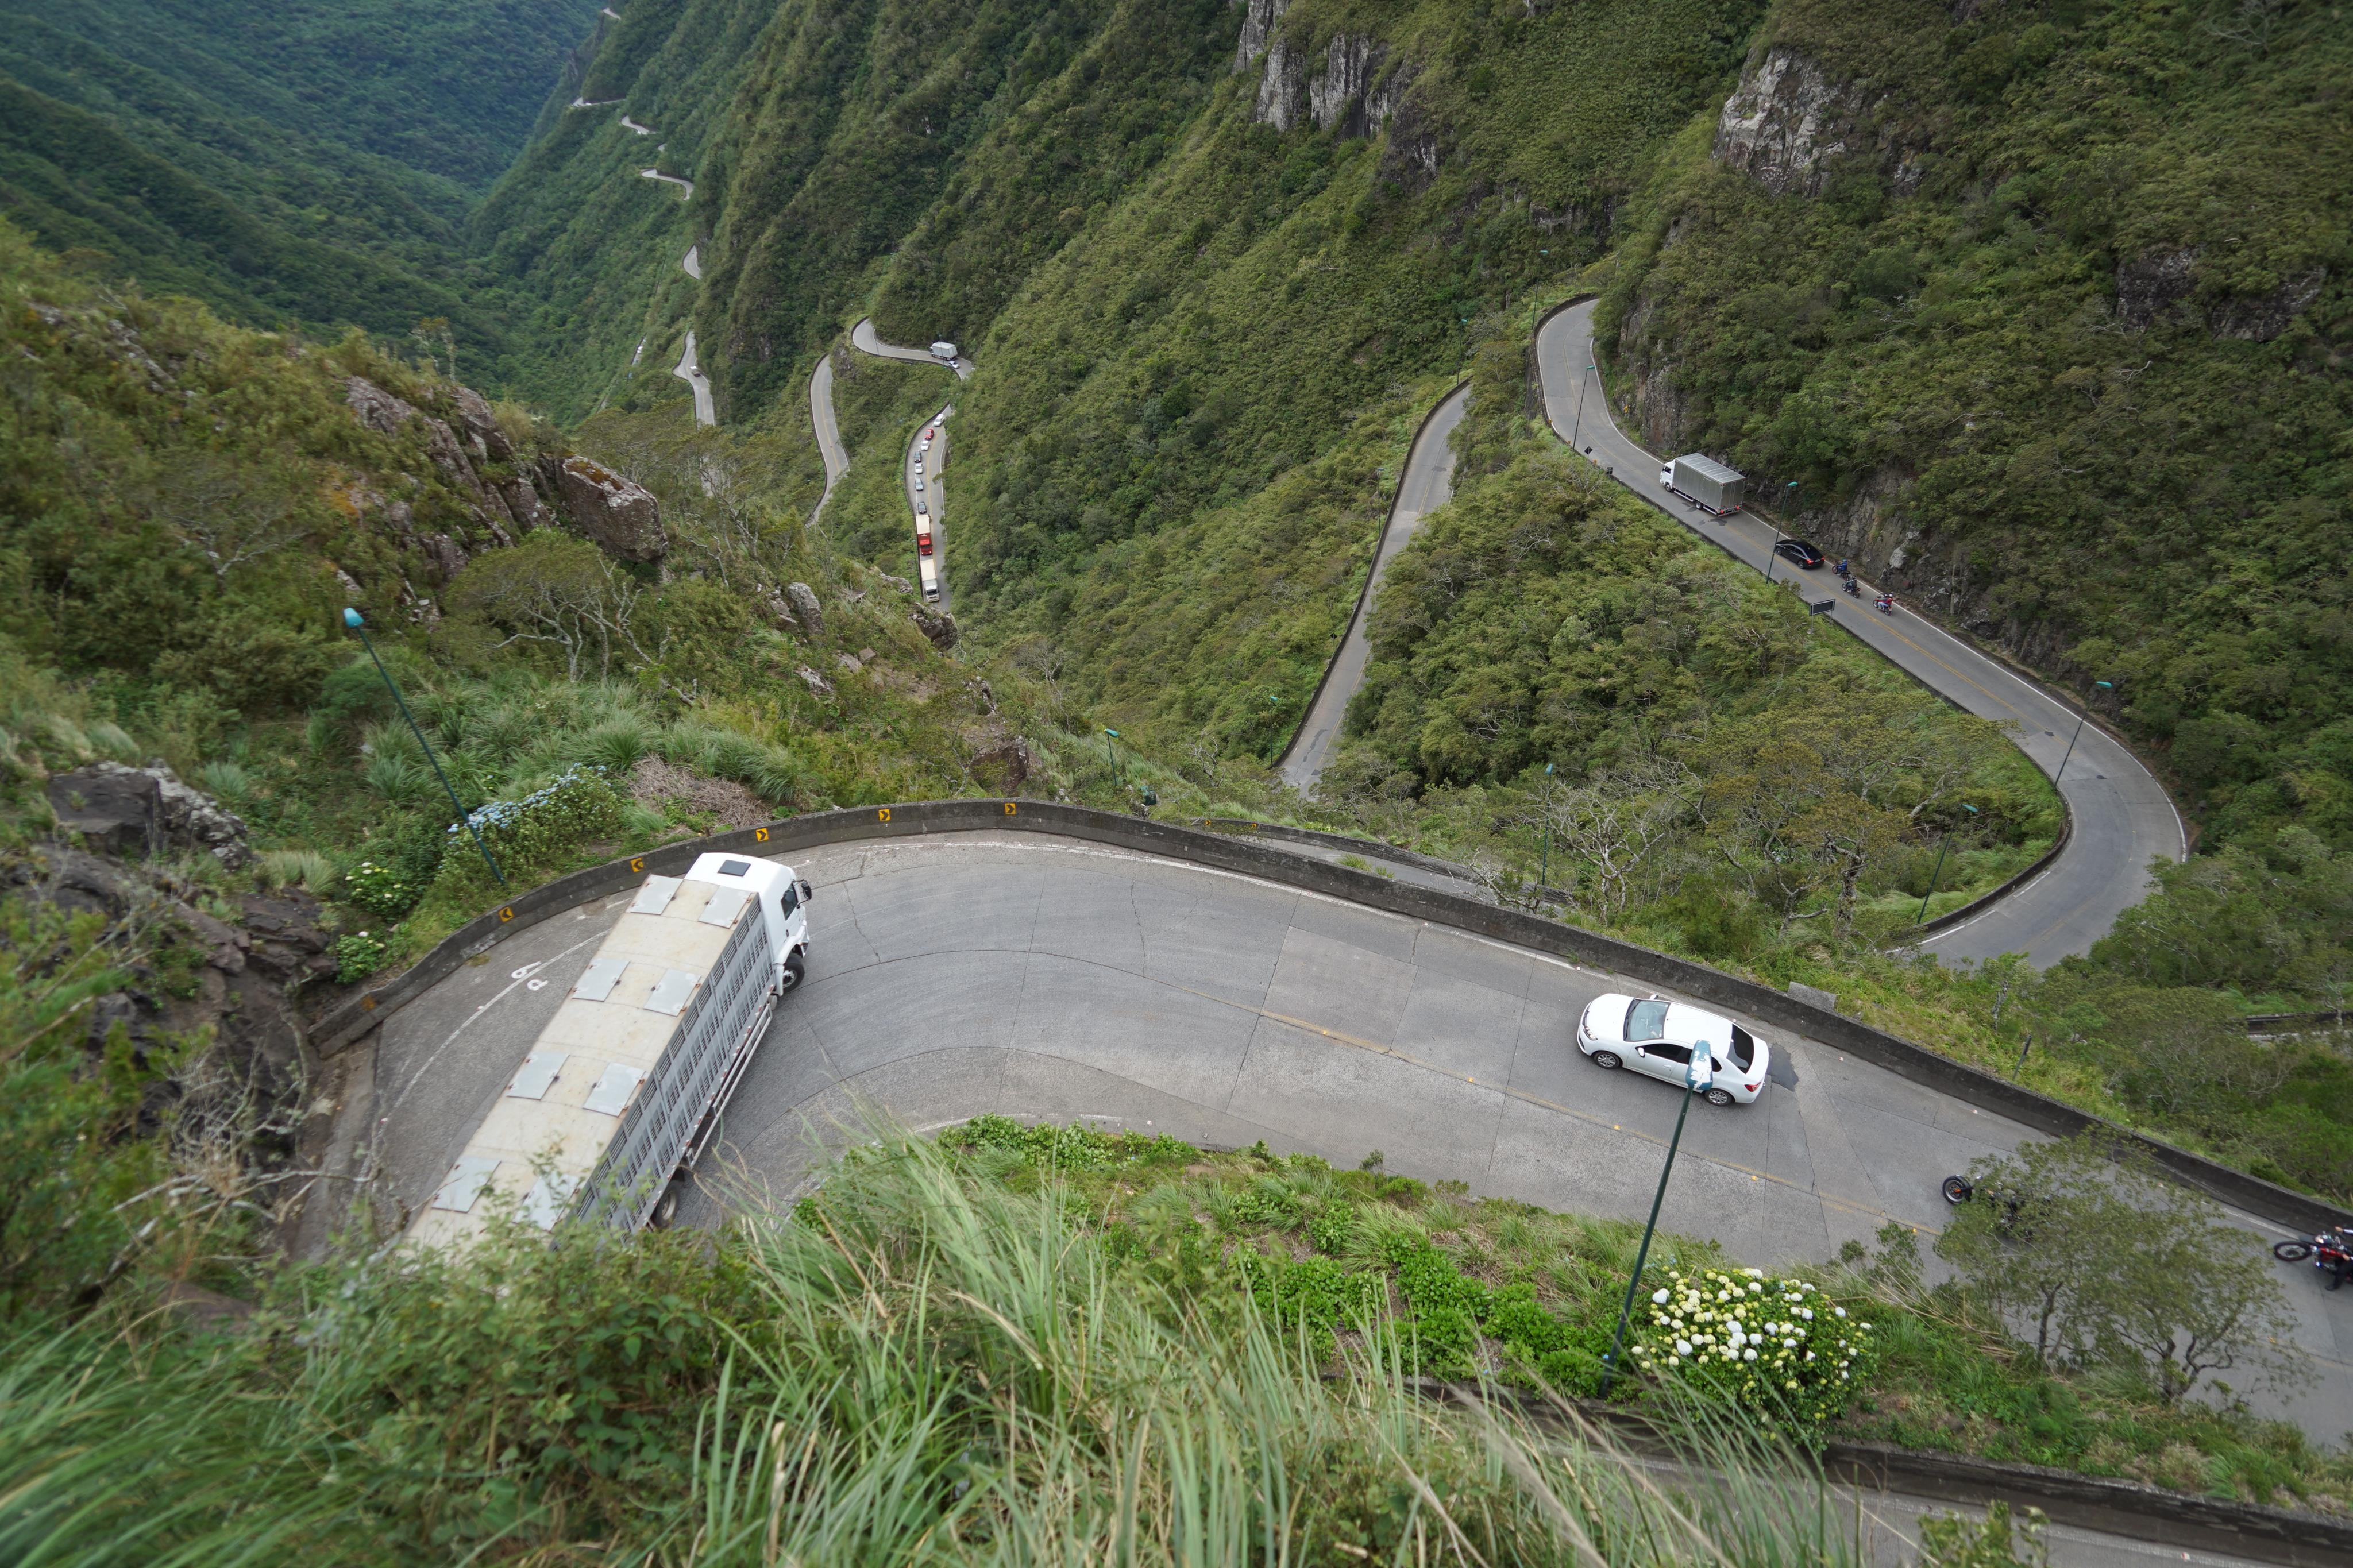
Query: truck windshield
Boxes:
[{"xmin": 1625, "ymin": 1000, "xmax": 1669, "ymax": 1041}]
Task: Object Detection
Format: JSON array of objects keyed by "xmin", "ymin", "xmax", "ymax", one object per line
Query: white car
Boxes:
[
  {"xmin": 1576, "ymin": 993, "xmax": 1769, "ymax": 1106},
  {"xmin": 1658, "ymin": 464, "xmax": 1673, "ymax": 488},
  {"xmin": 913, "ymin": 458, "xmax": 924, "ymax": 474}
]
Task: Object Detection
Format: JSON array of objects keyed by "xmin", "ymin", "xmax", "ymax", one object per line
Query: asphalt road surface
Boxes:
[
  {"xmin": 1534, "ymin": 300, "xmax": 2185, "ymax": 967},
  {"xmin": 805, "ymin": 319, "xmax": 970, "ymax": 597},
  {"xmin": 807, "ymin": 353, "xmax": 847, "ymax": 525},
  {"xmin": 671, "ymin": 330, "xmax": 714, "ymax": 427},
  {"xmin": 1279, "ymin": 384, "xmax": 1468, "ymax": 790},
  {"xmin": 369, "ymin": 832, "xmax": 2351, "ymax": 1451}
]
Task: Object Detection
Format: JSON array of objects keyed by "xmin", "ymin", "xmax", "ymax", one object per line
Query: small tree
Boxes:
[
  {"xmin": 450, "ymin": 532, "xmax": 650, "ymax": 682},
  {"xmin": 1935, "ymin": 1134, "xmax": 2302, "ymax": 1401}
]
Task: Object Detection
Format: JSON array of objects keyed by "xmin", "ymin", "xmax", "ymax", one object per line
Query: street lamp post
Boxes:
[
  {"xmin": 1917, "ymin": 802, "xmax": 1980, "ymax": 925},
  {"xmin": 1599, "ymin": 1048, "xmax": 1714, "ymax": 1398},
  {"xmin": 342, "ymin": 608, "xmax": 502, "ymax": 886},
  {"xmin": 1102, "ymin": 727, "xmax": 1123, "ymax": 789},
  {"xmin": 2054, "ymin": 681, "xmax": 2115, "ymax": 785}
]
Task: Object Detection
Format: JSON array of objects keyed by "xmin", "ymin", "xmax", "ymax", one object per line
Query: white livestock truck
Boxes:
[{"xmin": 410, "ymin": 851, "xmax": 811, "ymax": 1248}]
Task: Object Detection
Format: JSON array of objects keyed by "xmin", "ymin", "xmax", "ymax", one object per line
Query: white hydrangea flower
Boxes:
[{"xmin": 1652, "ymin": 1288, "xmax": 1671, "ymax": 1304}]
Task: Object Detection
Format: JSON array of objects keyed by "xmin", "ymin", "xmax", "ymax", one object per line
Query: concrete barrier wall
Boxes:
[{"xmin": 314, "ymin": 799, "xmax": 2352, "ymax": 1236}]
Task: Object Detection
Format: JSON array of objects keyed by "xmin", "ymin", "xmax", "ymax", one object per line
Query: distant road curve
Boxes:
[
  {"xmin": 1533, "ymin": 299, "xmax": 2185, "ymax": 965},
  {"xmin": 807, "ymin": 320, "xmax": 970, "ymax": 604},
  {"xmin": 1278, "ymin": 383, "xmax": 1468, "ymax": 790}
]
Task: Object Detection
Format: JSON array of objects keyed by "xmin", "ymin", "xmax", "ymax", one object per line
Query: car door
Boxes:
[{"xmin": 1633, "ymin": 1040, "xmax": 1692, "ymax": 1086}]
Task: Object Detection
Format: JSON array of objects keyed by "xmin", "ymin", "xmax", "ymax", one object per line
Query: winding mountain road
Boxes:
[
  {"xmin": 362, "ymin": 830, "xmax": 2352, "ymax": 1458},
  {"xmin": 1533, "ymin": 300, "xmax": 2185, "ymax": 966},
  {"xmin": 672, "ymin": 330, "xmax": 714, "ymax": 426},
  {"xmin": 806, "ymin": 319, "xmax": 969, "ymax": 598},
  {"xmin": 1278, "ymin": 384, "xmax": 1468, "ymax": 789}
]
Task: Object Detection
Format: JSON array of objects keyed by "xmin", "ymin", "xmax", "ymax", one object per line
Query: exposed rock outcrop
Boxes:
[
  {"xmin": 2207, "ymin": 269, "xmax": 2324, "ymax": 342},
  {"xmin": 545, "ymin": 455, "xmax": 668, "ymax": 562},
  {"xmin": 969, "ymin": 737, "xmax": 1033, "ymax": 793},
  {"xmin": 1233, "ymin": 0, "xmax": 1287, "ymax": 71},
  {"xmin": 2116, "ymin": 248, "xmax": 2200, "ymax": 331},
  {"xmin": 2115, "ymin": 248, "xmax": 2324, "ymax": 341},
  {"xmin": 343, "ymin": 376, "xmax": 660, "ymax": 569},
  {"xmin": 1712, "ymin": 47, "xmax": 1925, "ymax": 198},
  {"xmin": 910, "ymin": 604, "xmax": 959, "ymax": 651},
  {"xmin": 1310, "ymin": 35, "xmax": 1397, "ymax": 137},
  {"xmin": 786, "ymin": 582, "xmax": 824, "ymax": 636},
  {"xmin": 48, "ymin": 762, "xmax": 253, "ymax": 868}
]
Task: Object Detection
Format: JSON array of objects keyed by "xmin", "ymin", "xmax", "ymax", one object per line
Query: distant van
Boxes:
[{"xmin": 930, "ymin": 341, "xmax": 958, "ymax": 361}]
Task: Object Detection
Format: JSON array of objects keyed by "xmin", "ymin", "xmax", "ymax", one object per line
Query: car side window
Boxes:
[{"xmin": 1649, "ymin": 1043, "xmax": 1692, "ymax": 1066}]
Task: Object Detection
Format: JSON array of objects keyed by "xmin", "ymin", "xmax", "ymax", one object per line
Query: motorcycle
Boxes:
[
  {"xmin": 1941, "ymin": 1174, "xmax": 2034, "ymax": 1238},
  {"xmin": 1874, "ymin": 594, "xmax": 1896, "ymax": 615},
  {"xmin": 1843, "ymin": 577, "xmax": 1862, "ymax": 598},
  {"xmin": 2273, "ymin": 1230, "xmax": 2352, "ymax": 1291}
]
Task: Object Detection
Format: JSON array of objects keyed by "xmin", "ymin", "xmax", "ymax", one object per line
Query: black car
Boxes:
[{"xmin": 1773, "ymin": 538, "xmax": 1826, "ymax": 569}]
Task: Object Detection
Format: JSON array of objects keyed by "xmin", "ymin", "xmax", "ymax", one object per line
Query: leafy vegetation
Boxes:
[
  {"xmin": 0, "ymin": 1, "xmax": 597, "ymax": 354},
  {"xmin": 2, "ymin": 1119, "xmax": 2339, "ymax": 1561}
]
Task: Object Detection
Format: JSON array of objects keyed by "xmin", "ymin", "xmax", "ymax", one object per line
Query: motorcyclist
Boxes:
[
  {"xmin": 1835, "ymin": 558, "xmax": 1850, "ymax": 578},
  {"xmin": 1875, "ymin": 593, "xmax": 1896, "ymax": 614},
  {"xmin": 1843, "ymin": 576, "xmax": 1861, "ymax": 598}
]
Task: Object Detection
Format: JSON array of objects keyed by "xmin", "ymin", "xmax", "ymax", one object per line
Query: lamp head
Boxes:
[
  {"xmin": 342, "ymin": 608, "xmax": 364, "ymax": 628},
  {"xmin": 1687, "ymin": 1049, "xmax": 1715, "ymax": 1092}
]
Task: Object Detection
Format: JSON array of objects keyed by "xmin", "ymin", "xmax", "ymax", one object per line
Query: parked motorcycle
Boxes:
[
  {"xmin": 2273, "ymin": 1230, "xmax": 2352, "ymax": 1291},
  {"xmin": 1941, "ymin": 1174, "xmax": 2033, "ymax": 1238}
]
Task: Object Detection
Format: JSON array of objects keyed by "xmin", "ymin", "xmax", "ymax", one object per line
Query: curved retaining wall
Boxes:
[{"xmin": 313, "ymin": 799, "xmax": 2352, "ymax": 1237}]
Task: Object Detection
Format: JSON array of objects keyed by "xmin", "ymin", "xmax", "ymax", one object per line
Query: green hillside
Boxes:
[
  {"xmin": 1596, "ymin": 0, "xmax": 2351, "ymax": 862},
  {"xmin": 0, "ymin": 0, "xmax": 596, "ymax": 357}
]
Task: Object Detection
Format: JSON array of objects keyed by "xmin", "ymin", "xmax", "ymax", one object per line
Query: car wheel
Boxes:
[
  {"xmin": 1705, "ymin": 1088, "xmax": 1735, "ymax": 1107},
  {"xmin": 1591, "ymin": 1051, "xmax": 1622, "ymax": 1071},
  {"xmin": 778, "ymin": 951, "xmax": 807, "ymax": 993},
  {"xmin": 2273, "ymin": 1240, "xmax": 2315, "ymax": 1262},
  {"xmin": 1941, "ymin": 1176, "xmax": 1974, "ymax": 1206}
]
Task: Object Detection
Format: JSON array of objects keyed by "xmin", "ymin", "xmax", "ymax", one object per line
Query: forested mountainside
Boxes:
[
  {"xmin": 476, "ymin": 0, "xmax": 2350, "ymax": 1194},
  {"xmin": 0, "ymin": 0, "xmax": 597, "ymax": 352},
  {"xmin": 1598, "ymin": 0, "xmax": 2352, "ymax": 858}
]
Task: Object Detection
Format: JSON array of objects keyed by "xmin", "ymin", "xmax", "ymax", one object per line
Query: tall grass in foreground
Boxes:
[
  {"xmin": 0, "ymin": 1128, "xmax": 2020, "ymax": 1564},
  {"xmin": 682, "ymin": 1131, "xmax": 1886, "ymax": 1566}
]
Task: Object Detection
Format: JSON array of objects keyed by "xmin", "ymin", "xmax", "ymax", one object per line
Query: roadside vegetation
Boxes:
[{"xmin": 2, "ymin": 1118, "xmax": 2342, "ymax": 1562}]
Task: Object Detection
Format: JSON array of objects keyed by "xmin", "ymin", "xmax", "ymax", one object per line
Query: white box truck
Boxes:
[
  {"xmin": 1668, "ymin": 454, "xmax": 1745, "ymax": 516},
  {"xmin": 410, "ymin": 851, "xmax": 811, "ymax": 1248},
  {"xmin": 917, "ymin": 555, "xmax": 941, "ymax": 602}
]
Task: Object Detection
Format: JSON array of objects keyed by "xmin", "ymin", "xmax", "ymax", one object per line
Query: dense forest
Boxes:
[{"xmin": 0, "ymin": 0, "xmax": 596, "ymax": 354}]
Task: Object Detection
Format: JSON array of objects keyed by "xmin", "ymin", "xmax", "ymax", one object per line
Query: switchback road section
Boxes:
[
  {"xmin": 1278, "ymin": 383, "xmax": 1469, "ymax": 790},
  {"xmin": 364, "ymin": 829, "xmax": 2350, "ymax": 1452},
  {"xmin": 1534, "ymin": 299, "xmax": 2185, "ymax": 967}
]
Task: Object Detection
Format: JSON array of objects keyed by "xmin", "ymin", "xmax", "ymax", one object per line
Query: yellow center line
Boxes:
[{"xmin": 1176, "ymin": 982, "xmax": 1935, "ymax": 1238}]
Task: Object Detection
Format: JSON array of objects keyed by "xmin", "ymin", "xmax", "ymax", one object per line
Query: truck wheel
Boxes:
[
  {"xmin": 778, "ymin": 951, "xmax": 807, "ymax": 993},
  {"xmin": 651, "ymin": 1187, "xmax": 682, "ymax": 1228}
]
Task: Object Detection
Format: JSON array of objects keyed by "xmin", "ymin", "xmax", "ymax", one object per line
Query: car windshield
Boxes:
[
  {"xmin": 1625, "ymin": 999, "xmax": 1669, "ymax": 1040},
  {"xmin": 1729, "ymin": 1026, "xmax": 1755, "ymax": 1071}
]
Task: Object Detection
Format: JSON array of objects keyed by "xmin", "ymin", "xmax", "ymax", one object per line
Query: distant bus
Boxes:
[{"xmin": 929, "ymin": 341, "xmax": 957, "ymax": 361}]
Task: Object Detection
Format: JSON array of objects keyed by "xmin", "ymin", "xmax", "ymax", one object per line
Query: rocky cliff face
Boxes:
[
  {"xmin": 17, "ymin": 786, "xmax": 340, "ymax": 1231},
  {"xmin": 1712, "ymin": 47, "xmax": 1924, "ymax": 198},
  {"xmin": 1238, "ymin": 1, "xmax": 1410, "ymax": 142},
  {"xmin": 340, "ymin": 374, "xmax": 666, "ymax": 603}
]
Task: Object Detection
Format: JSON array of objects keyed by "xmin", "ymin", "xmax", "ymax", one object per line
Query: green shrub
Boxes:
[
  {"xmin": 428, "ymin": 766, "xmax": 622, "ymax": 904},
  {"xmin": 333, "ymin": 930, "xmax": 389, "ymax": 984},
  {"xmin": 340, "ymin": 859, "xmax": 422, "ymax": 919}
]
